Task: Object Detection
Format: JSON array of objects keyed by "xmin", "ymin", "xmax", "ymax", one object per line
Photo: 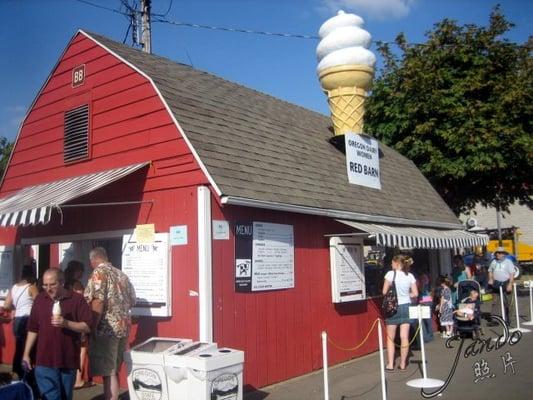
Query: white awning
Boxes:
[
  {"xmin": 0, "ymin": 162, "xmax": 149, "ymax": 227},
  {"xmin": 336, "ymin": 220, "xmax": 488, "ymax": 249}
]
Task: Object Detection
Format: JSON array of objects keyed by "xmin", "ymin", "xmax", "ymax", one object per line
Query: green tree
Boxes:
[
  {"xmin": 0, "ymin": 137, "xmax": 13, "ymax": 179},
  {"xmin": 365, "ymin": 6, "xmax": 532, "ymax": 215}
]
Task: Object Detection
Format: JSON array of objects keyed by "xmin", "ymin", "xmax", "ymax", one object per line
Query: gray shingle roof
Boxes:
[{"xmin": 86, "ymin": 31, "xmax": 460, "ymax": 227}]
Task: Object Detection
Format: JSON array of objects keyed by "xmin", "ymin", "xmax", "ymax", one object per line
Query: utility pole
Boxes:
[
  {"xmin": 496, "ymin": 207, "xmax": 502, "ymax": 246},
  {"xmin": 140, "ymin": 0, "xmax": 152, "ymax": 53}
]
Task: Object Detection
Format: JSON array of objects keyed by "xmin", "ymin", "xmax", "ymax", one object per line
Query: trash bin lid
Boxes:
[{"xmin": 134, "ymin": 338, "xmax": 191, "ymax": 353}]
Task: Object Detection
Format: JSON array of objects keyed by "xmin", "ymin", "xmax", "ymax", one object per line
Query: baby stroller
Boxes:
[
  {"xmin": 455, "ymin": 280, "xmax": 482, "ymax": 339},
  {"xmin": 0, "ymin": 373, "xmax": 34, "ymax": 400}
]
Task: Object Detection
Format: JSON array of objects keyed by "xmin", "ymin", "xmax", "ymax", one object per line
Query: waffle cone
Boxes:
[{"xmin": 318, "ymin": 65, "xmax": 374, "ymax": 135}]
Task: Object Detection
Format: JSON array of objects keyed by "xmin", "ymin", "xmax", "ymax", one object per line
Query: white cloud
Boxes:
[
  {"xmin": 6, "ymin": 105, "xmax": 26, "ymax": 113},
  {"xmin": 320, "ymin": 0, "xmax": 416, "ymax": 20}
]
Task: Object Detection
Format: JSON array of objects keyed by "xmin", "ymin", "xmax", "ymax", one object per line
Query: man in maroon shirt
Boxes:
[{"xmin": 22, "ymin": 268, "xmax": 92, "ymax": 400}]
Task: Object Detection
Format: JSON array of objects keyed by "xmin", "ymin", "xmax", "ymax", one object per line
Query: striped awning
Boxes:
[
  {"xmin": 0, "ymin": 162, "xmax": 149, "ymax": 227},
  {"xmin": 336, "ymin": 220, "xmax": 488, "ymax": 249}
]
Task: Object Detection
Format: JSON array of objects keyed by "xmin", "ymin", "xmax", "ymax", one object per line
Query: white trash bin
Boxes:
[
  {"xmin": 166, "ymin": 346, "xmax": 244, "ymax": 400},
  {"xmin": 163, "ymin": 341, "xmax": 218, "ymax": 398},
  {"xmin": 124, "ymin": 337, "xmax": 192, "ymax": 400}
]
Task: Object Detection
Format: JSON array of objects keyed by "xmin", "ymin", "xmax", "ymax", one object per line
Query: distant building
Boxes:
[{"xmin": 463, "ymin": 201, "xmax": 533, "ymax": 245}]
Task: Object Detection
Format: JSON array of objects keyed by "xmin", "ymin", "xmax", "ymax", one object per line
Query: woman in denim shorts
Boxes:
[{"xmin": 382, "ymin": 255, "xmax": 418, "ymax": 371}]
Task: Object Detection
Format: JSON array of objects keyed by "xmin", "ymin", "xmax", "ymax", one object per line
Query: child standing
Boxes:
[{"xmin": 437, "ymin": 277, "xmax": 454, "ymax": 338}]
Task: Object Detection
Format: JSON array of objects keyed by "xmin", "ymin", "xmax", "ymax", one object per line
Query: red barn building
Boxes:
[{"xmin": 0, "ymin": 31, "xmax": 485, "ymax": 390}]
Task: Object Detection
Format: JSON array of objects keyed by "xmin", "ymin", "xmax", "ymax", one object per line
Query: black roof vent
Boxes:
[{"xmin": 64, "ymin": 104, "xmax": 89, "ymax": 163}]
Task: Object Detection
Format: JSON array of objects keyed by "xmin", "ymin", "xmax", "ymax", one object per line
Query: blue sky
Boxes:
[{"xmin": 1, "ymin": 0, "xmax": 531, "ymax": 140}]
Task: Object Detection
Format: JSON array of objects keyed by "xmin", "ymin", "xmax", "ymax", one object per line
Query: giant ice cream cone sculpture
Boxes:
[{"xmin": 317, "ymin": 11, "xmax": 376, "ymax": 135}]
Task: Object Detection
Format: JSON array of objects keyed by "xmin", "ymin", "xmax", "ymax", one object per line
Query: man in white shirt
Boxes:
[{"xmin": 488, "ymin": 247, "xmax": 515, "ymax": 326}]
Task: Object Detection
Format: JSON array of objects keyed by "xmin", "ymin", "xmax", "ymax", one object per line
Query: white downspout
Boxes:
[{"xmin": 198, "ymin": 186, "xmax": 213, "ymax": 342}]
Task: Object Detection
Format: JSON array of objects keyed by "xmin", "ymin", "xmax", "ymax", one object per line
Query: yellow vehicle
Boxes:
[
  {"xmin": 487, "ymin": 239, "xmax": 533, "ymax": 264},
  {"xmin": 480, "ymin": 227, "xmax": 533, "ymax": 269},
  {"xmin": 482, "ymin": 227, "xmax": 533, "ymax": 266}
]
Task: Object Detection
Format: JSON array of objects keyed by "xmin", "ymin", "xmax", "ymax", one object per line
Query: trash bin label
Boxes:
[
  {"xmin": 210, "ymin": 373, "xmax": 239, "ymax": 399},
  {"xmin": 132, "ymin": 368, "xmax": 163, "ymax": 400}
]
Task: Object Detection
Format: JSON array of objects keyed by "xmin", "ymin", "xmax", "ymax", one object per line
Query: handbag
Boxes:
[{"xmin": 382, "ymin": 271, "xmax": 398, "ymax": 318}]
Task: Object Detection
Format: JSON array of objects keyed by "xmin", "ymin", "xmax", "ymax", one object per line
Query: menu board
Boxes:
[
  {"xmin": 329, "ymin": 237, "xmax": 365, "ymax": 302},
  {"xmin": 235, "ymin": 221, "xmax": 294, "ymax": 292},
  {"xmin": 251, "ymin": 222, "xmax": 294, "ymax": 291},
  {"xmin": 0, "ymin": 246, "xmax": 13, "ymax": 301},
  {"xmin": 122, "ymin": 233, "xmax": 171, "ymax": 317}
]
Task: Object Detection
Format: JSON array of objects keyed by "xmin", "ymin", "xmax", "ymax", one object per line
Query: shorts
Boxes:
[
  {"xmin": 89, "ymin": 335, "xmax": 127, "ymax": 376},
  {"xmin": 385, "ymin": 303, "xmax": 414, "ymax": 325}
]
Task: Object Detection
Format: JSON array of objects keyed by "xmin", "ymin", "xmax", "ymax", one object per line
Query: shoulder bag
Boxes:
[{"xmin": 382, "ymin": 271, "xmax": 398, "ymax": 318}]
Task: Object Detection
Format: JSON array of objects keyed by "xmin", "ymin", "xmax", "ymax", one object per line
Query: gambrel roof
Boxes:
[{"xmin": 9, "ymin": 30, "xmax": 462, "ymax": 229}]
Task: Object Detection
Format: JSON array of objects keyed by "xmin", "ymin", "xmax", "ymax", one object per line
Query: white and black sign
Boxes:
[
  {"xmin": 210, "ymin": 373, "xmax": 239, "ymax": 399},
  {"xmin": 235, "ymin": 223, "xmax": 253, "ymax": 292},
  {"xmin": 122, "ymin": 233, "xmax": 171, "ymax": 317},
  {"xmin": 235, "ymin": 222, "xmax": 294, "ymax": 292},
  {"xmin": 329, "ymin": 237, "xmax": 365, "ymax": 302},
  {"xmin": 252, "ymin": 222, "xmax": 294, "ymax": 291},
  {"xmin": 345, "ymin": 132, "xmax": 381, "ymax": 189},
  {"xmin": 131, "ymin": 368, "xmax": 162, "ymax": 400}
]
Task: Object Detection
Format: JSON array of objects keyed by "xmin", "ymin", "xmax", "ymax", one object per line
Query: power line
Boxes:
[
  {"xmin": 151, "ymin": 16, "xmax": 319, "ymax": 40},
  {"xmin": 152, "ymin": 0, "xmax": 173, "ymax": 18},
  {"xmin": 74, "ymin": 0, "xmax": 408, "ymax": 44},
  {"xmin": 74, "ymin": 0, "xmax": 320, "ymax": 40},
  {"xmin": 73, "ymin": 0, "xmax": 127, "ymax": 16}
]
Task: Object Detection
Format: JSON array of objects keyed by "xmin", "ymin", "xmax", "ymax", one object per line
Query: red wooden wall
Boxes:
[
  {"xmin": 1, "ymin": 32, "xmax": 206, "ymax": 196},
  {"xmin": 0, "ymin": 32, "xmax": 207, "ymax": 385},
  {"xmin": 211, "ymin": 204, "xmax": 382, "ymax": 389}
]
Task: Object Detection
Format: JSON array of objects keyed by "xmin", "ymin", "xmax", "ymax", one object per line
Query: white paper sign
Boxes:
[
  {"xmin": 251, "ymin": 222, "xmax": 294, "ymax": 291},
  {"xmin": 345, "ymin": 132, "xmax": 381, "ymax": 189},
  {"xmin": 0, "ymin": 246, "xmax": 13, "ymax": 300},
  {"xmin": 122, "ymin": 233, "xmax": 171, "ymax": 317},
  {"xmin": 213, "ymin": 220, "xmax": 229, "ymax": 240},
  {"xmin": 409, "ymin": 305, "xmax": 431, "ymax": 319},
  {"xmin": 329, "ymin": 237, "xmax": 365, "ymax": 302}
]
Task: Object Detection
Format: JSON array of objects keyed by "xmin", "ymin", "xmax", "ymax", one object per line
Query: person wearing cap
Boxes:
[{"xmin": 487, "ymin": 247, "xmax": 515, "ymax": 325}]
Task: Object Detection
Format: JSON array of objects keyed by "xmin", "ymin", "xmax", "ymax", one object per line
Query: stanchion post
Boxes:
[
  {"xmin": 510, "ymin": 282, "xmax": 531, "ymax": 333},
  {"xmin": 499, "ymin": 285, "xmax": 506, "ymax": 323},
  {"xmin": 514, "ymin": 283, "xmax": 521, "ymax": 330},
  {"xmin": 524, "ymin": 283, "xmax": 533, "ymax": 325},
  {"xmin": 377, "ymin": 320, "xmax": 387, "ymax": 400},
  {"xmin": 526, "ymin": 284, "xmax": 533, "ymax": 325},
  {"xmin": 417, "ymin": 305, "xmax": 428, "ymax": 379},
  {"xmin": 321, "ymin": 331, "xmax": 329, "ymax": 400},
  {"xmin": 406, "ymin": 305, "xmax": 444, "ymax": 388}
]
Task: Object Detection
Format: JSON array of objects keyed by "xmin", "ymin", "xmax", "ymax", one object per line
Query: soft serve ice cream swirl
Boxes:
[{"xmin": 316, "ymin": 10, "xmax": 376, "ymax": 73}]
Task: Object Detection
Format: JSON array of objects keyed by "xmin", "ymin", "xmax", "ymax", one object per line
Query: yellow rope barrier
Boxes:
[
  {"xmin": 383, "ymin": 321, "xmax": 421, "ymax": 348},
  {"xmin": 327, "ymin": 318, "xmax": 380, "ymax": 352},
  {"xmin": 326, "ymin": 316, "xmax": 423, "ymax": 353}
]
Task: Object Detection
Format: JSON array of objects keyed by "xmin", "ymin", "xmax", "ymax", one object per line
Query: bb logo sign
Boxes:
[{"xmin": 72, "ymin": 65, "xmax": 85, "ymax": 87}]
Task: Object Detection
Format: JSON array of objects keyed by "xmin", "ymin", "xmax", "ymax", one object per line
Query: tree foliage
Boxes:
[
  {"xmin": 365, "ymin": 6, "xmax": 532, "ymax": 215},
  {"xmin": 0, "ymin": 137, "xmax": 13, "ymax": 179}
]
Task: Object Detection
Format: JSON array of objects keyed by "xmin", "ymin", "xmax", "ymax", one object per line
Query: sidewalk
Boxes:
[
  {"xmin": 246, "ymin": 295, "xmax": 533, "ymax": 400},
  {"xmin": 2, "ymin": 295, "xmax": 532, "ymax": 400}
]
